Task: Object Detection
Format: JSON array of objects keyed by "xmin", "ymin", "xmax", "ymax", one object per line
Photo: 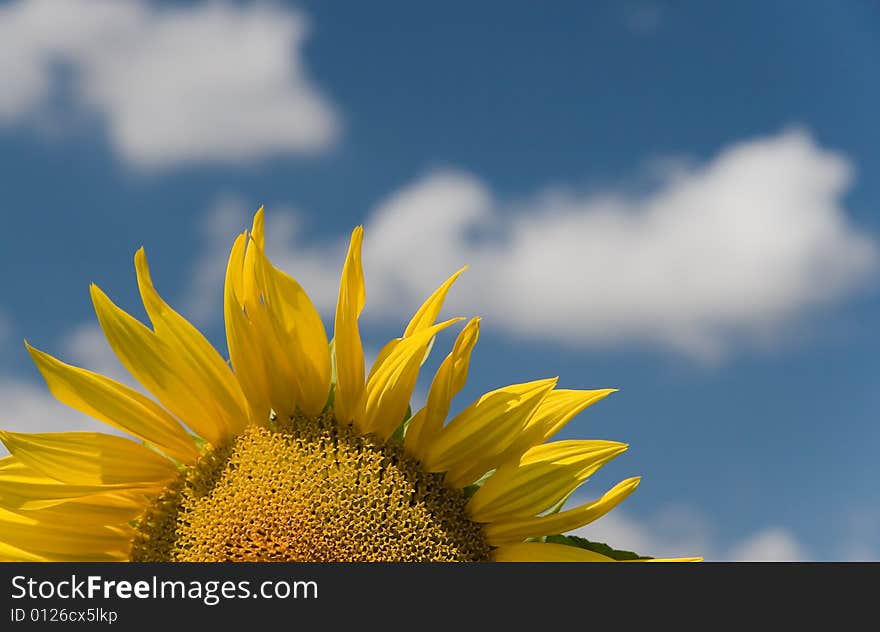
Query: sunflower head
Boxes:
[{"xmin": 0, "ymin": 208, "xmax": 699, "ymax": 563}]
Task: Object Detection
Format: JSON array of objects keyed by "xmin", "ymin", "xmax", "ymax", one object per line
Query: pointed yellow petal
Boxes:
[
  {"xmin": 224, "ymin": 232, "xmax": 273, "ymax": 421},
  {"xmin": 504, "ymin": 388, "xmax": 617, "ymax": 458},
  {"xmin": 405, "ymin": 317, "xmax": 480, "ymax": 460},
  {"xmin": 623, "ymin": 557, "xmax": 703, "ymax": 562},
  {"xmin": 90, "ymin": 284, "xmax": 229, "ymax": 446},
  {"xmin": 251, "ymin": 239, "xmax": 331, "ymax": 417},
  {"xmin": 354, "ymin": 318, "xmax": 463, "ymax": 439},
  {"xmin": 237, "ymin": 233, "xmax": 305, "ymax": 418},
  {"xmin": 492, "ymin": 542, "xmax": 616, "ymax": 562},
  {"xmin": 0, "ymin": 431, "xmax": 178, "ymax": 487},
  {"xmin": 468, "ymin": 440, "xmax": 628, "ymax": 522},
  {"xmin": 333, "ymin": 226, "xmax": 366, "ymax": 423},
  {"xmin": 368, "ymin": 267, "xmax": 470, "ymax": 377},
  {"xmin": 483, "ymin": 477, "xmax": 641, "ymax": 545},
  {"xmin": 135, "ymin": 248, "xmax": 248, "ymax": 437},
  {"xmin": 422, "ymin": 377, "xmax": 558, "ymax": 488},
  {"xmin": 403, "ymin": 266, "xmax": 468, "ymax": 337},
  {"xmin": 535, "ymin": 389, "xmax": 617, "ymax": 441},
  {"xmin": 26, "ymin": 343, "xmax": 199, "ymax": 464},
  {"xmin": 250, "ymin": 205, "xmax": 266, "ymax": 250}
]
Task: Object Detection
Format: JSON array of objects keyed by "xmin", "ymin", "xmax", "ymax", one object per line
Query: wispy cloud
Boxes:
[
  {"xmin": 725, "ymin": 527, "xmax": 808, "ymax": 561},
  {"xmin": 573, "ymin": 504, "xmax": 810, "ymax": 561},
  {"xmin": 189, "ymin": 129, "xmax": 877, "ymax": 360},
  {"xmin": 621, "ymin": 3, "xmax": 664, "ymax": 34},
  {"xmin": 0, "ymin": 0, "xmax": 339, "ymax": 167}
]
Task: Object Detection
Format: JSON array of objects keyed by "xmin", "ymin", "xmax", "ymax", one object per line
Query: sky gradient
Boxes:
[{"xmin": 1, "ymin": 0, "xmax": 879, "ymax": 560}]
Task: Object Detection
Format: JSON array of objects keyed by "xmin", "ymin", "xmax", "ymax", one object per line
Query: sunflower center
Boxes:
[{"xmin": 130, "ymin": 414, "xmax": 491, "ymax": 561}]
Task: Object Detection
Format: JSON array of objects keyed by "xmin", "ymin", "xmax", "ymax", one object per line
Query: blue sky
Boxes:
[{"xmin": 1, "ymin": 0, "xmax": 879, "ymax": 560}]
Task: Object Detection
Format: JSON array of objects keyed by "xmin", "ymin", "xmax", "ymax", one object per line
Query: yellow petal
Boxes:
[
  {"xmin": 0, "ymin": 545, "xmax": 128, "ymax": 562},
  {"xmin": 0, "ymin": 431, "xmax": 178, "ymax": 486},
  {"xmin": 135, "ymin": 248, "xmax": 249, "ymax": 437},
  {"xmin": 405, "ymin": 317, "xmax": 480, "ymax": 460},
  {"xmin": 504, "ymin": 388, "xmax": 617, "ymax": 459},
  {"xmin": 90, "ymin": 284, "xmax": 229, "ymax": 446},
  {"xmin": 250, "ymin": 235, "xmax": 331, "ymax": 416},
  {"xmin": 422, "ymin": 377, "xmax": 558, "ymax": 488},
  {"xmin": 0, "ymin": 506, "xmax": 131, "ymax": 559},
  {"xmin": 224, "ymin": 232, "xmax": 273, "ymax": 421},
  {"xmin": 26, "ymin": 343, "xmax": 199, "ymax": 464},
  {"xmin": 623, "ymin": 557, "xmax": 703, "ymax": 562},
  {"xmin": 368, "ymin": 267, "xmax": 469, "ymax": 376},
  {"xmin": 483, "ymin": 477, "xmax": 641, "ymax": 545},
  {"xmin": 492, "ymin": 542, "xmax": 616, "ymax": 562},
  {"xmin": 5, "ymin": 494, "xmax": 145, "ymax": 528},
  {"xmin": 468, "ymin": 440, "xmax": 628, "ymax": 522},
  {"xmin": 250, "ymin": 205, "xmax": 266, "ymax": 250},
  {"xmin": 354, "ymin": 318, "xmax": 463, "ymax": 439},
  {"xmin": 0, "ymin": 457, "xmax": 150, "ymax": 509},
  {"xmin": 234, "ymin": 232, "xmax": 299, "ymax": 418},
  {"xmin": 333, "ymin": 226, "xmax": 366, "ymax": 423},
  {"xmin": 0, "ymin": 541, "xmax": 50, "ymax": 562},
  {"xmin": 403, "ymin": 266, "xmax": 468, "ymax": 336}
]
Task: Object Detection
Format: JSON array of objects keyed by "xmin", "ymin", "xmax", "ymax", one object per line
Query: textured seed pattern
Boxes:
[{"xmin": 130, "ymin": 414, "xmax": 490, "ymax": 562}]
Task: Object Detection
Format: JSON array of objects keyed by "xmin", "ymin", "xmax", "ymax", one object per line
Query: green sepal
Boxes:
[
  {"xmin": 191, "ymin": 434, "xmax": 208, "ymax": 452},
  {"xmin": 324, "ymin": 338, "xmax": 338, "ymax": 412},
  {"xmin": 389, "ymin": 404, "xmax": 413, "ymax": 444},
  {"xmin": 461, "ymin": 468, "xmax": 496, "ymax": 498},
  {"xmin": 545, "ymin": 534, "xmax": 653, "ymax": 560}
]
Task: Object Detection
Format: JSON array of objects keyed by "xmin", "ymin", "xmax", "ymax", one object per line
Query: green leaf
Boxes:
[{"xmin": 545, "ymin": 534, "xmax": 653, "ymax": 560}]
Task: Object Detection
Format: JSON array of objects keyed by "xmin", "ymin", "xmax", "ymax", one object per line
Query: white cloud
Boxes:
[
  {"xmin": 725, "ymin": 527, "xmax": 808, "ymax": 562},
  {"xmin": 0, "ymin": 0, "xmax": 339, "ymax": 167},
  {"xmin": 573, "ymin": 504, "xmax": 810, "ymax": 561},
  {"xmin": 192, "ymin": 129, "xmax": 877, "ymax": 359},
  {"xmin": 572, "ymin": 505, "xmax": 714, "ymax": 559}
]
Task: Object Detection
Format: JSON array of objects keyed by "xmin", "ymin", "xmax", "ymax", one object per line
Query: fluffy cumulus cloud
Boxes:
[
  {"xmin": 0, "ymin": 0, "xmax": 339, "ymax": 167},
  {"xmin": 189, "ymin": 129, "xmax": 877, "ymax": 359}
]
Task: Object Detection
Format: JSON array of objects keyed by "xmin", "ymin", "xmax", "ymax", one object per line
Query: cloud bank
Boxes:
[
  {"xmin": 0, "ymin": 0, "xmax": 339, "ymax": 167},
  {"xmin": 191, "ymin": 129, "xmax": 877, "ymax": 359}
]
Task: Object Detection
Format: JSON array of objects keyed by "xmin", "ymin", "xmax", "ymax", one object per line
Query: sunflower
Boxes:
[{"xmin": 0, "ymin": 209, "xmax": 697, "ymax": 562}]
